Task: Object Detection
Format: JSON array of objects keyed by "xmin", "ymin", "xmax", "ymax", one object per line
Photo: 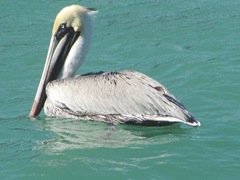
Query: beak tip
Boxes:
[
  {"xmin": 29, "ymin": 113, "xmax": 36, "ymax": 118},
  {"xmin": 29, "ymin": 100, "xmax": 40, "ymax": 118}
]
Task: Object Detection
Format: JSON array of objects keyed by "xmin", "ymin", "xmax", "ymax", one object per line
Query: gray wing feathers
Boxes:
[{"xmin": 45, "ymin": 70, "xmax": 199, "ymax": 126}]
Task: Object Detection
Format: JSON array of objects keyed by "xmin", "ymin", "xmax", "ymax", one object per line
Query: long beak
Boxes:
[{"xmin": 29, "ymin": 29, "xmax": 80, "ymax": 117}]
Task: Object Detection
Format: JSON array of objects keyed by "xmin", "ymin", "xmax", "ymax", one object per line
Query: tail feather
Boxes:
[{"xmin": 140, "ymin": 115, "xmax": 201, "ymax": 127}]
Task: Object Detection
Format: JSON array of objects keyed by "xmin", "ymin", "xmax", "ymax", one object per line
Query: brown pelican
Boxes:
[{"xmin": 29, "ymin": 5, "xmax": 200, "ymax": 127}]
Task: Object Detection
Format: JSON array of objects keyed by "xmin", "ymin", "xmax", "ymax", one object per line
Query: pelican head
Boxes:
[{"xmin": 29, "ymin": 5, "xmax": 96, "ymax": 117}]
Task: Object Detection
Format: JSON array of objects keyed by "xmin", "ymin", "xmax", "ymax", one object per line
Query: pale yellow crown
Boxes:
[{"xmin": 52, "ymin": 5, "xmax": 95, "ymax": 34}]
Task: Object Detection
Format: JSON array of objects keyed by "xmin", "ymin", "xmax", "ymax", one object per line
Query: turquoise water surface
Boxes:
[{"xmin": 0, "ymin": 0, "xmax": 239, "ymax": 179}]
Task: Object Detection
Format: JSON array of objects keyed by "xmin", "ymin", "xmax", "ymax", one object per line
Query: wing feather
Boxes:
[{"xmin": 45, "ymin": 70, "xmax": 199, "ymax": 126}]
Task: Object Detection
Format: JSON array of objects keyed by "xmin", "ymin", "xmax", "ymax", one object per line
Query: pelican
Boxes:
[{"xmin": 29, "ymin": 5, "xmax": 200, "ymax": 127}]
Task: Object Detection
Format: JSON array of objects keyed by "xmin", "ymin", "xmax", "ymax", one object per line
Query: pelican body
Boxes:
[{"xmin": 29, "ymin": 5, "xmax": 200, "ymax": 127}]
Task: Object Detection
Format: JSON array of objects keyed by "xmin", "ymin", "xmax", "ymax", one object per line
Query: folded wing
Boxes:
[{"xmin": 45, "ymin": 70, "xmax": 200, "ymax": 126}]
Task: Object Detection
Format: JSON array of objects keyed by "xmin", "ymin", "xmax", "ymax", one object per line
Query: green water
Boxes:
[{"xmin": 0, "ymin": 0, "xmax": 239, "ymax": 179}]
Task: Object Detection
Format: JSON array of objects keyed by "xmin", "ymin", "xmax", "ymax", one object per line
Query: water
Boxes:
[{"xmin": 0, "ymin": 0, "xmax": 239, "ymax": 179}]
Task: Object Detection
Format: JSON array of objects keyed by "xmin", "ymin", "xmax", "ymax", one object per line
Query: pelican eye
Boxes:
[
  {"xmin": 55, "ymin": 23, "xmax": 74, "ymax": 40},
  {"xmin": 60, "ymin": 24, "xmax": 66, "ymax": 29}
]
